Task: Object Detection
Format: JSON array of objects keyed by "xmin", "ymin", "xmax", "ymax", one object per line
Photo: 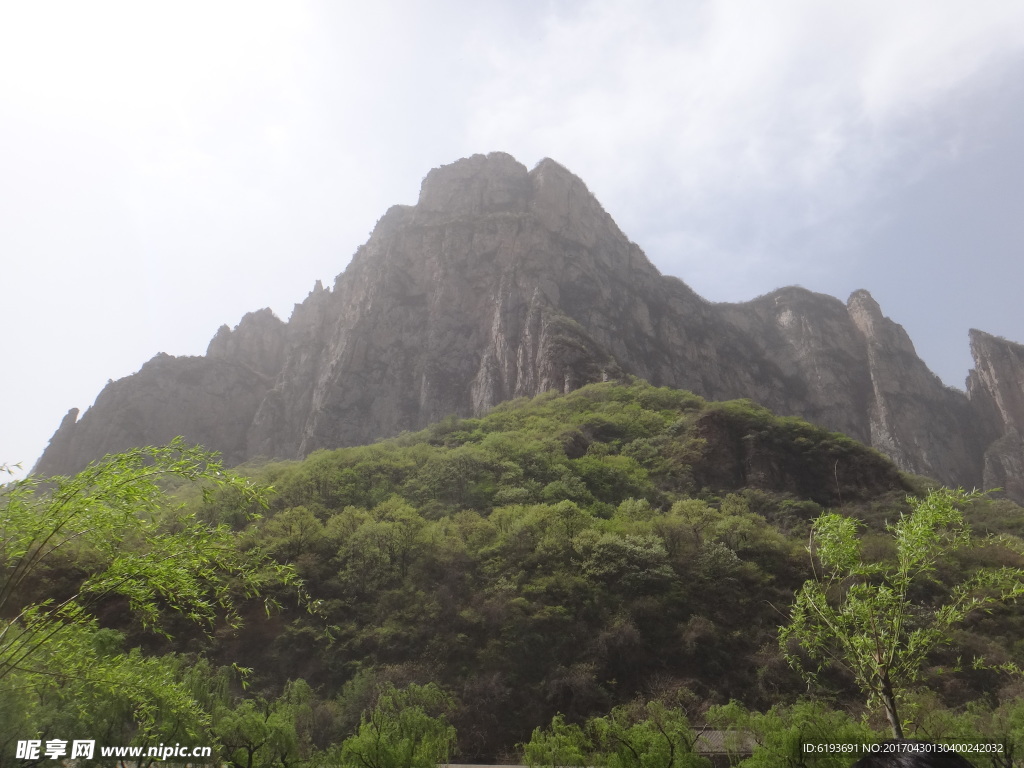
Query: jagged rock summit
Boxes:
[{"xmin": 36, "ymin": 152, "xmax": 1024, "ymax": 500}]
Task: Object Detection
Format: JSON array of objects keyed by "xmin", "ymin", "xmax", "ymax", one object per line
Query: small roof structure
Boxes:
[{"xmin": 693, "ymin": 728, "xmax": 758, "ymax": 757}]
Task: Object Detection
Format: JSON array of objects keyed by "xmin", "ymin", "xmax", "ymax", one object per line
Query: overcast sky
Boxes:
[{"xmin": 3, "ymin": 0, "xmax": 1023, "ymax": 478}]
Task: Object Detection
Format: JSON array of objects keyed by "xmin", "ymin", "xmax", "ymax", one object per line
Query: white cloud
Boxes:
[{"xmin": 466, "ymin": 0, "xmax": 1024, "ymax": 292}]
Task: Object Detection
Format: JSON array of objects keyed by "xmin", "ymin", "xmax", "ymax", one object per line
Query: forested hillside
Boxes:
[
  {"xmin": 194, "ymin": 381, "xmax": 1024, "ymax": 757},
  {"xmin": 7, "ymin": 380, "xmax": 1024, "ymax": 765}
]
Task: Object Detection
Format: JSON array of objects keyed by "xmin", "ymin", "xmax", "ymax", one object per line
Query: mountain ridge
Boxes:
[{"xmin": 35, "ymin": 152, "xmax": 1024, "ymax": 500}]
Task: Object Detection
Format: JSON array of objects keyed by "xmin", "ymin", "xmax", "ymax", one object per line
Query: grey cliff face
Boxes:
[
  {"xmin": 967, "ymin": 330, "xmax": 1024, "ymax": 501},
  {"xmin": 34, "ymin": 153, "xmax": 1024, "ymax": 501}
]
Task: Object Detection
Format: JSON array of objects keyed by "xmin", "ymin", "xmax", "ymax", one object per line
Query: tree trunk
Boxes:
[{"xmin": 880, "ymin": 673, "xmax": 904, "ymax": 739}]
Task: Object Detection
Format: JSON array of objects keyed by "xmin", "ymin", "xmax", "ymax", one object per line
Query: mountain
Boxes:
[{"xmin": 35, "ymin": 152, "xmax": 1024, "ymax": 500}]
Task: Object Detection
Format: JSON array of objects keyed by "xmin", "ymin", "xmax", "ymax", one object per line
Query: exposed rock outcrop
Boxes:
[
  {"xmin": 967, "ymin": 330, "xmax": 1024, "ymax": 500},
  {"xmin": 206, "ymin": 308, "xmax": 287, "ymax": 377},
  {"xmin": 34, "ymin": 153, "xmax": 1024, "ymax": 500},
  {"xmin": 39, "ymin": 353, "xmax": 276, "ymax": 471}
]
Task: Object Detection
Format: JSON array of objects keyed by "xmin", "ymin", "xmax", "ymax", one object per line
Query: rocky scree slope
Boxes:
[{"xmin": 35, "ymin": 153, "xmax": 1024, "ymax": 500}]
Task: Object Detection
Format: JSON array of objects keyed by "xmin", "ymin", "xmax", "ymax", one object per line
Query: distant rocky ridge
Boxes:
[{"xmin": 36, "ymin": 153, "xmax": 1024, "ymax": 501}]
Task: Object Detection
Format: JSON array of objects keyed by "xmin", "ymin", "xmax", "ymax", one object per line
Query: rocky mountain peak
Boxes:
[
  {"xmin": 969, "ymin": 329, "xmax": 1024, "ymax": 433},
  {"xmin": 968, "ymin": 330, "xmax": 1024, "ymax": 501},
  {"xmin": 847, "ymin": 289, "xmax": 917, "ymax": 357},
  {"xmin": 206, "ymin": 308, "xmax": 286, "ymax": 376},
  {"xmin": 417, "ymin": 152, "xmax": 530, "ymax": 215},
  {"xmin": 34, "ymin": 153, "xmax": 1024, "ymax": 501},
  {"xmin": 527, "ymin": 157, "xmax": 626, "ymax": 251},
  {"xmin": 846, "ymin": 288, "xmax": 880, "ymax": 321}
]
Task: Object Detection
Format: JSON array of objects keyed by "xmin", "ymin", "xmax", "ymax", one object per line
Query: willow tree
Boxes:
[
  {"xmin": 338, "ymin": 683, "xmax": 456, "ymax": 768},
  {"xmin": 0, "ymin": 439, "xmax": 296, "ymax": 737},
  {"xmin": 781, "ymin": 489, "xmax": 1024, "ymax": 738}
]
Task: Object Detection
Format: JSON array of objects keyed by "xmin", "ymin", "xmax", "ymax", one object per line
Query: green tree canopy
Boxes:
[
  {"xmin": 336, "ymin": 683, "xmax": 456, "ymax": 768},
  {"xmin": 780, "ymin": 489, "xmax": 1024, "ymax": 737},
  {"xmin": 0, "ymin": 439, "xmax": 297, "ymax": 741},
  {"xmin": 522, "ymin": 704, "xmax": 711, "ymax": 768}
]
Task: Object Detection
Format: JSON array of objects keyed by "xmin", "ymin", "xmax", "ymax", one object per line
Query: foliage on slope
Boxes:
[
  {"xmin": 11, "ymin": 380, "xmax": 1024, "ymax": 764},
  {"xmin": 191, "ymin": 380, "xmax": 996, "ymax": 756}
]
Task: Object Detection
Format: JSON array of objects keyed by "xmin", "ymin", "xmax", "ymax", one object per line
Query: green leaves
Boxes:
[
  {"xmin": 213, "ymin": 680, "xmax": 316, "ymax": 768},
  {"xmin": 706, "ymin": 700, "xmax": 874, "ymax": 768},
  {"xmin": 523, "ymin": 704, "xmax": 711, "ymax": 768},
  {"xmin": 0, "ymin": 439, "xmax": 296, "ymax": 740},
  {"xmin": 891, "ymin": 489, "xmax": 972, "ymax": 578},
  {"xmin": 523, "ymin": 714, "xmax": 591, "ymax": 768},
  {"xmin": 781, "ymin": 489, "xmax": 1024, "ymax": 737},
  {"xmin": 336, "ymin": 683, "xmax": 456, "ymax": 768},
  {"xmin": 810, "ymin": 512, "xmax": 864, "ymax": 575}
]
